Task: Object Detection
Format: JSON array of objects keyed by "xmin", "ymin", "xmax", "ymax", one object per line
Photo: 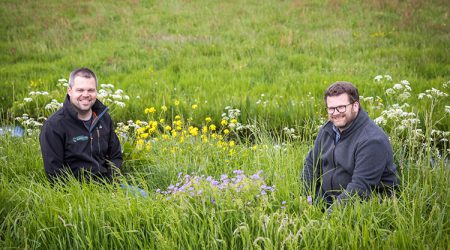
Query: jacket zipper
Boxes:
[
  {"xmin": 90, "ymin": 132, "xmax": 93, "ymax": 158},
  {"xmin": 97, "ymin": 127, "xmax": 101, "ymax": 153}
]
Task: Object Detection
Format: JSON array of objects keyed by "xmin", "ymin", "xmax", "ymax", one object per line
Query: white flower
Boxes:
[
  {"xmin": 384, "ymin": 75, "xmax": 392, "ymax": 81},
  {"xmin": 23, "ymin": 97, "xmax": 33, "ymax": 102},
  {"xmin": 374, "ymin": 75, "xmax": 383, "ymax": 82},
  {"xmin": 114, "ymin": 101, "xmax": 126, "ymax": 108},
  {"xmin": 445, "ymin": 106, "xmax": 450, "ymax": 114},
  {"xmin": 393, "ymin": 84, "xmax": 403, "ymax": 90},
  {"xmin": 401, "ymin": 80, "xmax": 410, "ymax": 85}
]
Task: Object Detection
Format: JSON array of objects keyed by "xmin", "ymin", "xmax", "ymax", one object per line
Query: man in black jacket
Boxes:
[
  {"xmin": 40, "ymin": 68, "xmax": 122, "ymax": 183},
  {"xmin": 301, "ymin": 81, "xmax": 399, "ymax": 205}
]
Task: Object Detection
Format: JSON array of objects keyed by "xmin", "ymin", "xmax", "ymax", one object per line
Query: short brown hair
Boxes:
[
  {"xmin": 69, "ymin": 68, "xmax": 98, "ymax": 88},
  {"xmin": 324, "ymin": 81, "xmax": 359, "ymax": 104}
]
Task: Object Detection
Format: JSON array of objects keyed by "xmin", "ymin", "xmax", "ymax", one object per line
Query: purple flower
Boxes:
[
  {"xmin": 233, "ymin": 169, "xmax": 244, "ymax": 175},
  {"xmin": 210, "ymin": 198, "xmax": 216, "ymax": 204},
  {"xmin": 156, "ymin": 188, "xmax": 161, "ymax": 193},
  {"xmin": 307, "ymin": 195, "xmax": 313, "ymax": 205},
  {"xmin": 282, "ymin": 200, "xmax": 286, "ymax": 205},
  {"xmin": 220, "ymin": 174, "xmax": 228, "ymax": 181}
]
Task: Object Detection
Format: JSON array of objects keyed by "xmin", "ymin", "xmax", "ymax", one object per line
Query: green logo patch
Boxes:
[{"xmin": 72, "ymin": 135, "xmax": 89, "ymax": 143}]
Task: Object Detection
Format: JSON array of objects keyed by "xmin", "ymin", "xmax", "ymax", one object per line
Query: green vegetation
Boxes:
[{"xmin": 1, "ymin": 0, "xmax": 449, "ymax": 249}]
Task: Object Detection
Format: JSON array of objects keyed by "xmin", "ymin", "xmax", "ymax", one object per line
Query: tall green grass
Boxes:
[{"xmin": 1, "ymin": 0, "xmax": 449, "ymax": 249}]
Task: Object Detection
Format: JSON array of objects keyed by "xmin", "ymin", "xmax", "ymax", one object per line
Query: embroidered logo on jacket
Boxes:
[{"xmin": 72, "ymin": 135, "xmax": 89, "ymax": 143}]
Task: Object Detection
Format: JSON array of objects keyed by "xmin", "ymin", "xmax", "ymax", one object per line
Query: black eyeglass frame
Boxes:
[{"xmin": 326, "ymin": 102, "xmax": 355, "ymax": 115}]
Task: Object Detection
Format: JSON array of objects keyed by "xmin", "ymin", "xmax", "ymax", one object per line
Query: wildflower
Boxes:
[
  {"xmin": 175, "ymin": 115, "xmax": 181, "ymax": 120},
  {"xmin": 161, "ymin": 105, "xmax": 168, "ymax": 112},
  {"xmin": 307, "ymin": 196, "xmax": 313, "ymax": 205},
  {"xmin": 160, "ymin": 118, "xmax": 165, "ymax": 123},
  {"xmin": 223, "ymin": 129, "xmax": 230, "ymax": 135},
  {"xmin": 209, "ymin": 124, "xmax": 216, "ymax": 131},
  {"xmin": 229, "ymin": 140, "xmax": 235, "ymax": 147},
  {"xmin": 140, "ymin": 133, "xmax": 149, "ymax": 139},
  {"xmin": 24, "ymin": 97, "xmax": 33, "ymax": 102},
  {"xmin": 174, "ymin": 100, "xmax": 180, "ymax": 106},
  {"xmin": 191, "ymin": 104, "xmax": 198, "ymax": 109},
  {"xmin": 145, "ymin": 107, "xmax": 156, "ymax": 114},
  {"xmin": 205, "ymin": 117, "xmax": 212, "ymax": 123},
  {"xmin": 230, "ymin": 119, "xmax": 237, "ymax": 124},
  {"xmin": 221, "ymin": 119, "xmax": 228, "ymax": 126},
  {"xmin": 164, "ymin": 125, "xmax": 172, "ymax": 131}
]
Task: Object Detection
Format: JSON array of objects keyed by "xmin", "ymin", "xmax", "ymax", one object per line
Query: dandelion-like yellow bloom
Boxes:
[
  {"xmin": 201, "ymin": 134, "xmax": 208, "ymax": 142},
  {"xmin": 221, "ymin": 119, "xmax": 228, "ymax": 126},
  {"xmin": 137, "ymin": 127, "xmax": 146, "ymax": 134},
  {"xmin": 145, "ymin": 142, "xmax": 152, "ymax": 151},
  {"xmin": 176, "ymin": 126, "xmax": 182, "ymax": 131},
  {"xmin": 209, "ymin": 124, "xmax": 216, "ymax": 131},
  {"xmin": 189, "ymin": 126, "xmax": 199, "ymax": 136},
  {"xmin": 205, "ymin": 117, "xmax": 212, "ymax": 123},
  {"xmin": 175, "ymin": 115, "xmax": 181, "ymax": 120},
  {"xmin": 160, "ymin": 118, "xmax": 165, "ymax": 123},
  {"xmin": 164, "ymin": 125, "xmax": 172, "ymax": 131},
  {"xmin": 140, "ymin": 133, "xmax": 149, "ymax": 139},
  {"xmin": 162, "ymin": 134, "xmax": 170, "ymax": 140},
  {"xmin": 136, "ymin": 120, "xmax": 142, "ymax": 126},
  {"xmin": 145, "ymin": 107, "xmax": 156, "ymax": 114},
  {"xmin": 191, "ymin": 104, "xmax": 198, "ymax": 109},
  {"xmin": 174, "ymin": 100, "xmax": 180, "ymax": 106},
  {"xmin": 136, "ymin": 139, "xmax": 144, "ymax": 150},
  {"xmin": 230, "ymin": 119, "xmax": 237, "ymax": 124},
  {"xmin": 229, "ymin": 140, "xmax": 235, "ymax": 147},
  {"xmin": 161, "ymin": 105, "xmax": 168, "ymax": 112},
  {"xmin": 202, "ymin": 126, "xmax": 208, "ymax": 133},
  {"xmin": 223, "ymin": 129, "xmax": 230, "ymax": 135},
  {"xmin": 171, "ymin": 131, "xmax": 178, "ymax": 138}
]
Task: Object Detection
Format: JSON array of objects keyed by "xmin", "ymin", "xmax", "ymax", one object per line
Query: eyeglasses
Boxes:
[{"xmin": 326, "ymin": 102, "xmax": 354, "ymax": 115}]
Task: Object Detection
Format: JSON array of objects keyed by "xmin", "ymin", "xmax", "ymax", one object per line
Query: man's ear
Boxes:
[
  {"xmin": 67, "ymin": 87, "xmax": 71, "ymax": 96},
  {"xmin": 353, "ymin": 101, "xmax": 360, "ymax": 111}
]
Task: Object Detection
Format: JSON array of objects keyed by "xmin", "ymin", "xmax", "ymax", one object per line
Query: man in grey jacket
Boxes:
[{"xmin": 302, "ymin": 81, "xmax": 399, "ymax": 205}]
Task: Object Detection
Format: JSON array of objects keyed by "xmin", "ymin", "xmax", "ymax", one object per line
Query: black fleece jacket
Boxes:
[
  {"xmin": 40, "ymin": 95, "xmax": 122, "ymax": 182},
  {"xmin": 302, "ymin": 108, "xmax": 399, "ymax": 202}
]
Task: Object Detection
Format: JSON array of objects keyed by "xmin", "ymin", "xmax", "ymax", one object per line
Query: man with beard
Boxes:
[
  {"xmin": 40, "ymin": 68, "xmax": 122, "ymax": 183},
  {"xmin": 301, "ymin": 82, "xmax": 399, "ymax": 206}
]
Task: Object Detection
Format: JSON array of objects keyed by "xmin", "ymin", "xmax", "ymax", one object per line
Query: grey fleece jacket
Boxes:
[{"xmin": 302, "ymin": 108, "xmax": 399, "ymax": 202}]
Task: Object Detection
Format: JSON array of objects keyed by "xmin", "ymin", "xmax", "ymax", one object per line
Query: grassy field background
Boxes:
[{"xmin": 0, "ymin": 0, "xmax": 449, "ymax": 249}]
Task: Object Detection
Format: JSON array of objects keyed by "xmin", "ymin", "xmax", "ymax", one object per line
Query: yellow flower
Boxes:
[
  {"xmin": 140, "ymin": 133, "xmax": 149, "ymax": 139},
  {"xmin": 201, "ymin": 134, "xmax": 208, "ymax": 142},
  {"xmin": 229, "ymin": 149, "xmax": 235, "ymax": 156},
  {"xmin": 137, "ymin": 127, "xmax": 146, "ymax": 134},
  {"xmin": 171, "ymin": 131, "xmax": 178, "ymax": 138},
  {"xmin": 136, "ymin": 120, "xmax": 142, "ymax": 126},
  {"xmin": 191, "ymin": 104, "xmax": 198, "ymax": 109},
  {"xmin": 176, "ymin": 126, "xmax": 182, "ymax": 131},
  {"xmin": 164, "ymin": 125, "xmax": 172, "ymax": 131},
  {"xmin": 159, "ymin": 118, "xmax": 165, "ymax": 123},
  {"xmin": 162, "ymin": 134, "xmax": 170, "ymax": 140},
  {"xmin": 136, "ymin": 139, "xmax": 144, "ymax": 150},
  {"xmin": 205, "ymin": 117, "xmax": 212, "ymax": 123},
  {"xmin": 229, "ymin": 140, "xmax": 235, "ymax": 147},
  {"xmin": 223, "ymin": 129, "xmax": 230, "ymax": 135},
  {"xmin": 230, "ymin": 119, "xmax": 237, "ymax": 124},
  {"xmin": 175, "ymin": 115, "xmax": 181, "ymax": 120},
  {"xmin": 189, "ymin": 126, "xmax": 199, "ymax": 136},
  {"xmin": 161, "ymin": 105, "xmax": 168, "ymax": 112},
  {"xmin": 209, "ymin": 124, "xmax": 216, "ymax": 131},
  {"xmin": 145, "ymin": 107, "xmax": 156, "ymax": 114},
  {"xmin": 221, "ymin": 119, "xmax": 228, "ymax": 126},
  {"xmin": 174, "ymin": 100, "xmax": 180, "ymax": 106},
  {"xmin": 202, "ymin": 126, "xmax": 208, "ymax": 133},
  {"xmin": 145, "ymin": 142, "xmax": 152, "ymax": 151}
]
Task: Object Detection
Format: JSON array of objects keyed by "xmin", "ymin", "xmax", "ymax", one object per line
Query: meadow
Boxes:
[{"xmin": 1, "ymin": 0, "xmax": 449, "ymax": 249}]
